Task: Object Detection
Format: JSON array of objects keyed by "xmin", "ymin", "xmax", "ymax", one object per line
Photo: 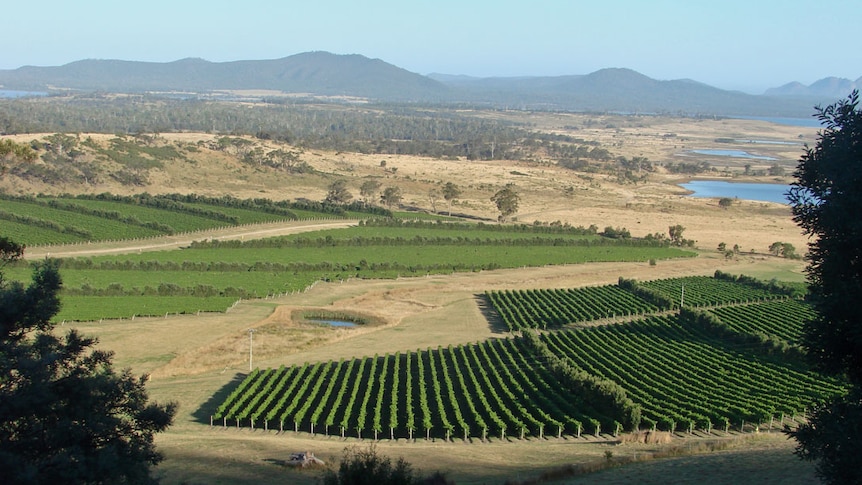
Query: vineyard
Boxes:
[
  {"xmin": 0, "ymin": 193, "xmax": 388, "ymax": 246},
  {"xmin": 211, "ymin": 276, "xmax": 844, "ymax": 441},
  {"xmin": 8, "ymin": 217, "xmax": 692, "ymax": 322},
  {"xmin": 485, "ymin": 272, "xmax": 800, "ymax": 331},
  {"xmin": 486, "ymin": 285, "xmax": 659, "ymax": 331},
  {"xmin": 707, "ymin": 298, "xmax": 811, "ymax": 344}
]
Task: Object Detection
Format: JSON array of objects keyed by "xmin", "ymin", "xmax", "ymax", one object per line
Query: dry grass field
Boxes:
[{"xmin": 11, "ymin": 112, "xmax": 823, "ymax": 483}]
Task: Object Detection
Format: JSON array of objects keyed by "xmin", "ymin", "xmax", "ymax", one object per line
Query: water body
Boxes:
[
  {"xmin": 680, "ymin": 180, "xmax": 791, "ymax": 204},
  {"xmin": 309, "ymin": 319, "xmax": 357, "ymax": 328},
  {"xmin": 689, "ymin": 149, "xmax": 777, "ymax": 160},
  {"xmin": 0, "ymin": 89, "xmax": 48, "ymax": 98}
]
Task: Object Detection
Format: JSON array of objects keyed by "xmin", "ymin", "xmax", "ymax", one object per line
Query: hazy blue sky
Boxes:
[{"xmin": 4, "ymin": 0, "xmax": 859, "ymax": 93}]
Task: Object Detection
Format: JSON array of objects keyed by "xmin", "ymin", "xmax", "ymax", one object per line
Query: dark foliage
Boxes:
[
  {"xmin": 0, "ymin": 242, "xmax": 176, "ymax": 484},
  {"xmin": 786, "ymin": 91, "xmax": 862, "ymax": 484},
  {"xmin": 322, "ymin": 445, "xmax": 453, "ymax": 485}
]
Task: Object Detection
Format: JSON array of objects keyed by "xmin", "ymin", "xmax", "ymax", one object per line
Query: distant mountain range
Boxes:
[
  {"xmin": 765, "ymin": 76, "xmax": 861, "ymax": 98},
  {"xmin": 0, "ymin": 51, "xmax": 856, "ymax": 117}
]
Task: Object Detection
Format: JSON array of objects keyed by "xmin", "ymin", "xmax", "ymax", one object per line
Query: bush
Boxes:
[{"xmin": 323, "ymin": 445, "xmax": 452, "ymax": 485}]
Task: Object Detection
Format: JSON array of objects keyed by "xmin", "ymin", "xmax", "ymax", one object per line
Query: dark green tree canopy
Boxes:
[
  {"xmin": 788, "ymin": 90, "xmax": 862, "ymax": 384},
  {"xmin": 786, "ymin": 91, "xmax": 862, "ymax": 484},
  {"xmin": 0, "ymin": 239, "xmax": 176, "ymax": 484}
]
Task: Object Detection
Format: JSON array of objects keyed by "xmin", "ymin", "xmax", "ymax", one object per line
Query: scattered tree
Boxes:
[
  {"xmin": 668, "ymin": 224, "xmax": 686, "ymax": 246},
  {"xmin": 441, "ymin": 182, "xmax": 462, "ymax": 216},
  {"xmin": 427, "ymin": 189, "xmax": 441, "ymax": 213},
  {"xmin": 491, "ymin": 184, "xmax": 520, "ymax": 222},
  {"xmin": 785, "ymin": 91, "xmax": 862, "ymax": 484},
  {"xmin": 0, "ymin": 237, "xmax": 176, "ymax": 484},
  {"xmin": 380, "ymin": 186, "xmax": 403, "ymax": 210},
  {"xmin": 768, "ymin": 163, "xmax": 786, "ymax": 176},
  {"xmin": 718, "ymin": 197, "xmax": 734, "ymax": 209},
  {"xmin": 360, "ymin": 180, "xmax": 382, "ymax": 204},
  {"xmin": 717, "ymin": 242, "xmax": 727, "ymax": 253},
  {"xmin": 325, "ymin": 179, "xmax": 353, "ymax": 205},
  {"xmin": 769, "ymin": 241, "xmax": 798, "ymax": 259}
]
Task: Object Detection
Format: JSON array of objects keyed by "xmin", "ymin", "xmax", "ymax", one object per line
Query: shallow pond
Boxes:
[
  {"xmin": 689, "ymin": 149, "xmax": 776, "ymax": 160},
  {"xmin": 680, "ymin": 180, "xmax": 790, "ymax": 204},
  {"xmin": 308, "ymin": 319, "xmax": 358, "ymax": 328}
]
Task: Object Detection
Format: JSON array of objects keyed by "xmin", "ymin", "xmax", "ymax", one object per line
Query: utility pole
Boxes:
[{"xmin": 248, "ymin": 328, "xmax": 255, "ymax": 371}]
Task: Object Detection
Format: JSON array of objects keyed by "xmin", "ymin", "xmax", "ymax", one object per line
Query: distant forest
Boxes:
[{"xmin": 0, "ymin": 94, "xmax": 608, "ymax": 162}]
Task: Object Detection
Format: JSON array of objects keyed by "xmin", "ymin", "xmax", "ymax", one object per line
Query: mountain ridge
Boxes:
[{"xmin": 0, "ymin": 51, "xmax": 853, "ymax": 117}]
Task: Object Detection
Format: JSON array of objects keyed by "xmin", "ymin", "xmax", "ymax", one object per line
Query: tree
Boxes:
[
  {"xmin": 441, "ymin": 182, "xmax": 461, "ymax": 216},
  {"xmin": 769, "ymin": 241, "xmax": 784, "ymax": 256},
  {"xmin": 491, "ymin": 184, "xmax": 519, "ymax": 222},
  {"xmin": 325, "ymin": 179, "xmax": 353, "ymax": 204},
  {"xmin": 360, "ymin": 180, "xmax": 382, "ymax": 204},
  {"xmin": 785, "ymin": 91, "xmax": 862, "ymax": 484},
  {"xmin": 427, "ymin": 189, "xmax": 441, "ymax": 213},
  {"xmin": 0, "ymin": 237, "xmax": 176, "ymax": 484},
  {"xmin": 668, "ymin": 224, "xmax": 686, "ymax": 246},
  {"xmin": 718, "ymin": 197, "xmax": 734, "ymax": 209},
  {"xmin": 380, "ymin": 186, "xmax": 403, "ymax": 210}
]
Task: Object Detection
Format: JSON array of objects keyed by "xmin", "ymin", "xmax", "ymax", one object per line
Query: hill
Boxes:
[
  {"xmin": 431, "ymin": 68, "xmax": 818, "ymax": 116},
  {"xmin": 765, "ymin": 76, "xmax": 861, "ymax": 98},
  {"xmin": 0, "ymin": 52, "xmax": 830, "ymax": 117},
  {"xmin": 0, "ymin": 52, "xmax": 451, "ymax": 102}
]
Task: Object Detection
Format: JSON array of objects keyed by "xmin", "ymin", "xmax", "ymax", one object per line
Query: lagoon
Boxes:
[
  {"xmin": 680, "ymin": 180, "xmax": 790, "ymax": 204},
  {"xmin": 689, "ymin": 149, "xmax": 777, "ymax": 160}
]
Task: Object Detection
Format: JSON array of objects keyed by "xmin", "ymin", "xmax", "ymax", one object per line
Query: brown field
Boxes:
[{"xmin": 12, "ymin": 113, "xmax": 822, "ymax": 484}]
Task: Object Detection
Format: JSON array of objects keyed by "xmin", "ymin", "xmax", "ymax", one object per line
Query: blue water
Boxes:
[
  {"xmin": 309, "ymin": 319, "xmax": 357, "ymax": 328},
  {"xmin": 689, "ymin": 149, "xmax": 777, "ymax": 160},
  {"xmin": 0, "ymin": 89, "xmax": 48, "ymax": 98},
  {"xmin": 680, "ymin": 180, "xmax": 791, "ymax": 204}
]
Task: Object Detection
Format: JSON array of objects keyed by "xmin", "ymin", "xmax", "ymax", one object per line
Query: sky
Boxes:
[{"xmin": 4, "ymin": 0, "xmax": 859, "ymax": 94}]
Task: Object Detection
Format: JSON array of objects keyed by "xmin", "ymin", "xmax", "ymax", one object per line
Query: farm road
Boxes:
[{"xmin": 23, "ymin": 220, "xmax": 357, "ymax": 259}]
